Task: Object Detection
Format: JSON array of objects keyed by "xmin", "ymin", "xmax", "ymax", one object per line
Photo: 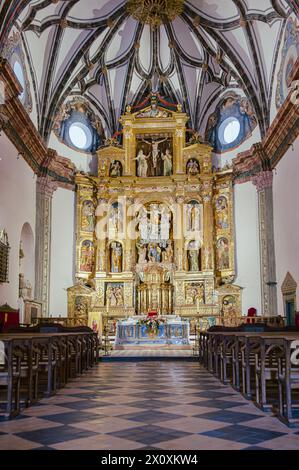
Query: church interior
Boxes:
[{"xmin": 0, "ymin": 0, "xmax": 299, "ymax": 453}]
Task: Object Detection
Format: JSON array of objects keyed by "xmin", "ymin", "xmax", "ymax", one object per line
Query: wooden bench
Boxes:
[{"xmin": 0, "ymin": 330, "xmax": 98, "ymax": 419}]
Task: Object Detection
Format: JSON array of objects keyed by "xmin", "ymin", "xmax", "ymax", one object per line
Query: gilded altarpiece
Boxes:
[{"xmin": 69, "ymin": 103, "xmax": 241, "ymax": 325}]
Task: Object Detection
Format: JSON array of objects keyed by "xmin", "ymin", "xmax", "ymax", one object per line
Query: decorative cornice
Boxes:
[
  {"xmin": 0, "ymin": 57, "xmax": 75, "ymax": 189},
  {"xmin": 36, "ymin": 176, "xmax": 58, "ymax": 198},
  {"xmin": 251, "ymin": 170, "xmax": 273, "ymax": 192},
  {"xmin": 233, "ymin": 58, "xmax": 299, "ymax": 183}
]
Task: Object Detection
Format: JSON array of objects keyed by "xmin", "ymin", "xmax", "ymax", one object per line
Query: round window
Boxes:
[
  {"xmin": 68, "ymin": 122, "xmax": 92, "ymax": 150},
  {"xmin": 218, "ymin": 117, "xmax": 241, "ymax": 146},
  {"xmin": 13, "ymin": 60, "xmax": 25, "ymax": 101}
]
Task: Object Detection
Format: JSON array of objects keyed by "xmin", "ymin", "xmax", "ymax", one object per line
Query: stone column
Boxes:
[
  {"xmin": 35, "ymin": 176, "xmax": 58, "ymax": 317},
  {"xmin": 252, "ymin": 170, "xmax": 278, "ymax": 316}
]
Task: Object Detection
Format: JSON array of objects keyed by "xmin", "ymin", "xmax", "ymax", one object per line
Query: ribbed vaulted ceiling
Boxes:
[{"xmin": 0, "ymin": 0, "xmax": 297, "ymax": 142}]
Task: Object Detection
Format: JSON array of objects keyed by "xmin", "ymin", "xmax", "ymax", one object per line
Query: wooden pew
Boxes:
[
  {"xmin": 201, "ymin": 329, "xmax": 299, "ymax": 427},
  {"xmin": 0, "ymin": 331, "xmax": 98, "ymax": 419},
  {"xmin": 276, "ymin": 336, "xmax": 299, "ymax": 427}
]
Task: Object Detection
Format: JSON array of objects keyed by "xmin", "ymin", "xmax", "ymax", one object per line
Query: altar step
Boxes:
[{"xmin": 100, "ymin": 349, "xmax": 198, "ymax": 361}]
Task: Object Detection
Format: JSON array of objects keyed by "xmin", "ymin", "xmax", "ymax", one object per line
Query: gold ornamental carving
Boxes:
[{"xmin": 68, "ymin": 96, "xmax": 240, "ymax": 324}]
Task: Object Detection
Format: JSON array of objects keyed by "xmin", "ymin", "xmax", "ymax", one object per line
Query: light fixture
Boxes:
[{"xmin": 127, "ymin": 0, "xmax": 184, "ymax": 28}]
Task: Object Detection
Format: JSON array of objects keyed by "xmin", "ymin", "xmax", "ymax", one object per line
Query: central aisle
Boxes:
[{"xmin": 1, "ymin": 362, "xmax": 299, "ymax": 450}]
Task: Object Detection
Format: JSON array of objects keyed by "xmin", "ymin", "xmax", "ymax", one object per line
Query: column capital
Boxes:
[
  {"xmin": 36, "ymin": 176, "xmax": 58, "ymax": 197},
  {"xmin": 252, "ymin": 170, "xmax": 273, "ymax": 192}
]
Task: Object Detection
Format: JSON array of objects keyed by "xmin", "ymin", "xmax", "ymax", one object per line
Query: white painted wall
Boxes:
[
  {"xmin": 48, "ymin": 132, "xmax": 96, "ymax": 174},
  {"xmin": 234, "ymin": 181, "xmax": 261, "ymax": 315},
  {"xmin": 49, "ymin": 187, "xmax": 75, "ymax": 317},
  {"xmin": 0, "ymin": 134, "xmax": 36, "ymax": 309},
  {"xmin": 273, "ymin": 136, "xmax": 299, "ymax": 315},
  {"xmin": 212, "ymin": 126, "xmax": 261, "ymax": 170}
]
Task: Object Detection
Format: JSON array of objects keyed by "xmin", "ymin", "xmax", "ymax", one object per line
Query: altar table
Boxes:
[{"xmin": 115, "ymin": 316, "xmax": 190, "ymax": 349}]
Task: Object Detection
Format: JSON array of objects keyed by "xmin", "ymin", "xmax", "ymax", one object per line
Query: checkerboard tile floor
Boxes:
[{"xmin": 1, "ymin": 361, "xmax": 299, "ymax": 450}]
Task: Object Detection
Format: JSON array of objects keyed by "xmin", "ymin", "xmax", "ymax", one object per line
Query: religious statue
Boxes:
[
  {"xmin": 109, "ymin": 160, "xmax": 122, "ymax": 177},
  {"xmin": 136, "ymin": 240, "xmax": 147, "ymax": 264},
  {"xmin": 107, "ymin": 284, "xmax": 124, "ymax": 307},
  {"xmin": 74, "ymin": 296, "xmax": 88, "ymax": 318},
  {"xmin": 161, "ymin": 148, "xmax": 173, "ymax": 176},
  {"xmin": 215, "ymin": 196, "xmax": 228, "ymax": 229},
  {"xmin": 138, "ymin": 207, "xmax": 149, "ymax": 240},
  {"xmin": 160, "ymin": 205, "xmax": 170, "ymax": 240},
  {"xmin": 204, "ymin": 246, "xmax": 213, "ymax": 270},
  {"xmin": 217, "ymin": 237, "xmax": 230, "ymax": 270},
  {"xmin": 187, "ymin": 202, "xmax": 200, "ymax": 232},
  {"xmin": 221, "ymin": 295, "xmax": 238, "ymax": 326},
  {"xmin": 186, "ymin": 283, "xmax": 204, "ymax": 305},
  {"xmin": 162, "ymin": 242, "xmax": 173, "ymax": 263},
  {"xmin": 81, "ymin": 200, "xmax": 95, "ymax": 232},
  {"xmin": 187, "ymin": 159, "xmax": 200, "ymax": 175},
  {"xmin": 137, "ymin": 101, "xmax": 169, "ymax": 118},
  {"xmin": 109, "ymin": 203, "xmax": 122, "ymax": 232},
  {"xmin": 188, "ymin": 241, "xmax": 200, "ymax": 271},
  {"xmin": 19, "ymin": 273, "xmax": 33, "ymax": 300},
  {"xmin": 134, "ymin": 149, "xmax": 149, "ymax": 177},
  {"xmin": 150, "ymin": 203, "xmax": 160, "ymax": 240},
  {"xmin": 141, "ymin": 137, "xmax": 168, "ymax": 176},
  {"xmin": 114, "ymin": 285, "xmax": 124, "ymax": 306},
  {"xmin": 148, "ymin": 243, "xmax": 161, "ymax": 263},
  {"xmin": 110, "ymin": 242, "xmax": 122, "ymax": 273},
  {"xmin": 80, "ymin": 240, "xmax": 94, "ymax": 272}
]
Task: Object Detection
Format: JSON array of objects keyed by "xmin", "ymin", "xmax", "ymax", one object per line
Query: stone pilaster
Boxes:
[
  {"xmin": 252, "ymin": 170, "xmax": 278, "ymax": 316},
  {"xmin": 35, "ymin": 176, "xmax": 58, "ymax": 317}
]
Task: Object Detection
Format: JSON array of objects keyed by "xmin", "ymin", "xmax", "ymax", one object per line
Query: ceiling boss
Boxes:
[{"xmin": 126, "ymin": 0, "xmax": 185, "ymax": 27}]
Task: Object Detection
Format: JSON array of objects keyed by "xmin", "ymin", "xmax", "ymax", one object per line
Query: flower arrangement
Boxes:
[{"xmin": 137, "ymin": 316, "xmax": 165, "ymax": 336}]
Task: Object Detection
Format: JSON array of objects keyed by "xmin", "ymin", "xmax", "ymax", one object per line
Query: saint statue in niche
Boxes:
[
  {"xmin": 160, "ymin": 205, "xmax": 170, "ymax": 240},
  {"xmin": 134, "ymin": 149, "xmax": 149, "ymax": 177},
  {"xmin": 187, "ymin": 241, "xmax": 201, "ymax": 272},
  {"xmin": 215, "ymin": 196, "xmax": 228, "ymax": 229},
  {"xmin": 136, "ymin": 240, "xmax": 147, "ymax": 264},
  {"xmin": 109, "ymin": 203, "xmax": 123, "ymax": 233},
  {"xmin": 80, "ymin": 240, "xmax": 94, "ymax": 272},
  {"xmin": 217, "ymin": 237, "xmax": 230, "ymax": 270},
  {"xmin": 137, "ymin": 207, "xmax": 149, "ymax": 240},
  {"xmin": 110, "ymin": 242, "xmax": 122, "ymax": 273},
  {"xmin": 149, "ymin": 203, "xmax": 160, "ymax": 240},
  {"xmin": 161, "ymin": 148, "xmax": 173, "ymax": 176},
  {"xmin": 187, "ymin": 201, "xmax": 200, "ymax": 232},
  {"xmin": 186, "ymin": 159, "xmax": 200, "ymax": 176},
  {"xmin": 81, "ymin": 200, "xmax": 95, "ymax": 232},
  {"xmin": 162, "ymin": 242, "xmax": 173, "ymax": 263},
  {"xmin": 109, "ymin": 160, "xmax": 122, "ymax": 177}
]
